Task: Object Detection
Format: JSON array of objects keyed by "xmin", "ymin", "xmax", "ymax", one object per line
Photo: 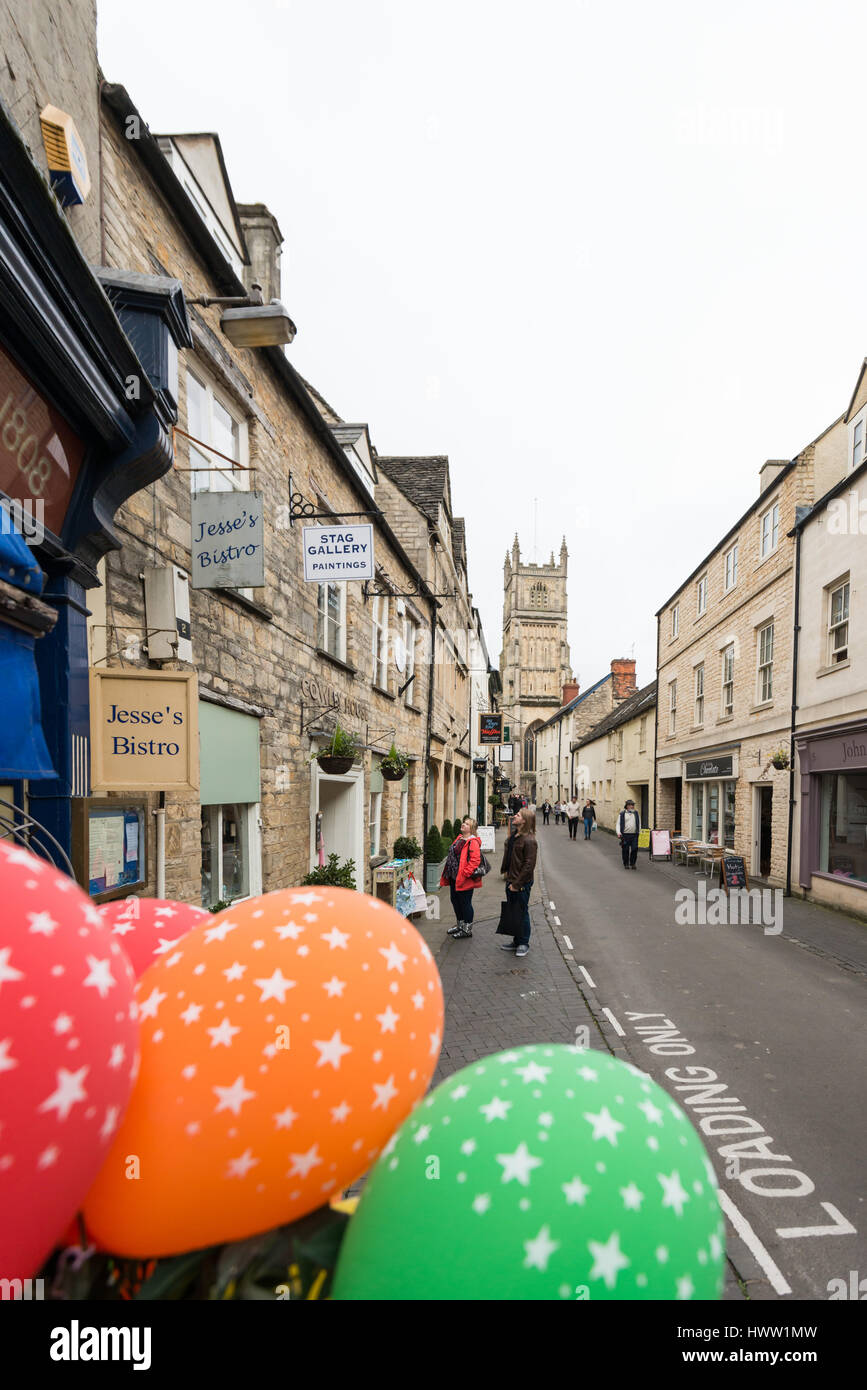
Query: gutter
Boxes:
[{"xmin": 653, "ymin": 614, "xmax": 660, "ymax": 830}]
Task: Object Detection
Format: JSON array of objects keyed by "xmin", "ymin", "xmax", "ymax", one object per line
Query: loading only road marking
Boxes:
[
  {"xmin": 717, "ymin": 1189, "xmax": 792, "ymax": 1297},
  {"xmin": 623, "ymin": 1011, "xmax": 857, "ymax": 1248}
]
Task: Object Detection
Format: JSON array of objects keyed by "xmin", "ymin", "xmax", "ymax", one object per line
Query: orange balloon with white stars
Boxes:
[{"xmin": 82, "ymin": 887, "xmax": 444, "ymax": 1255}]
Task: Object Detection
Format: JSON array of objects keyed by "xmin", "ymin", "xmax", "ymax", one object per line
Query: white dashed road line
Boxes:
[
  {"xmin": 717, "ymin": 1189, "xmax": 792, "ymax": 1297},
  {"xmin": 601, "ymin": 1007, "xmax": 625, "ymax": 1036},
  {"xmin": 562, "ymin": 934, "xmax": 574, "ymax": 952},
  {"xmin": 578, "ymin": 964, "xmax": 595, "ymax": 988},
  {"xmin": 553, "ymin": 916, "xmax": 561, "ymax": 926},
  {"xmin": 549, "ymin": 900, "xmax": 556, "ymax": 910}
]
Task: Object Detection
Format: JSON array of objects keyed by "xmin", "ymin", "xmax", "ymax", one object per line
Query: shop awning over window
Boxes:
[{"xmin": 199, "ymin": 700, "xmax": 261, "ymax": 805}]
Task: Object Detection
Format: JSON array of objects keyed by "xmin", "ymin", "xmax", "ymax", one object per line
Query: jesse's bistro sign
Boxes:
[
  {"xmin": 89, "ymin": 669, "xmax": 199, "ymax": 791},
  {"xmin": 302, "ymin": 524, "xmax": 374, "ymax": 582}
]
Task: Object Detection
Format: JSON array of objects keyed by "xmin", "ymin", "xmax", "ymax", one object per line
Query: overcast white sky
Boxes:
[{"xmin": 99, "ymin": 0, "xmax": 867, "ymax": 690}]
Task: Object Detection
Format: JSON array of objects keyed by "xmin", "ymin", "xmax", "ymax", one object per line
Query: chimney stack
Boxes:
[
  {"xmin": 610, "ymin": 658, "xmax": 637, "ymax": 702},
  {"xmin": 562, "ymin": 680, "xmax": 580, "ymax": 707},
  {"xmin": 237, "ymin": 202, "xmax": 283, "ymax": 306},
  {"xmin": 759, "ymin": 459, "xmax": 788, "ymax": 495}
]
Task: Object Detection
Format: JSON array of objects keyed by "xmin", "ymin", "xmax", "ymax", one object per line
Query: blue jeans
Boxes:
[
  {"xmin": 450, "ymin": 885, "xmax": 475, "ymax": 924},
  {"xmin": 583, "ymin": 817, "xmax": 594, "ymax": 838},
  {"xmin": 508, "ymin": 881, "xmax": 532, "ymax": 946}
]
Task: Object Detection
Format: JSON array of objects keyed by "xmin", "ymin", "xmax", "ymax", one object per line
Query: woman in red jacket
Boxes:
[{"xmin": 441, "ymin": 816, "xmax": 481, "ymax": 940}]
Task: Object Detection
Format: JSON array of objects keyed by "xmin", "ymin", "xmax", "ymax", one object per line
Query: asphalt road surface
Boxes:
[{"xmin": 537, "ymin": 820, "xmax": 866, "ymax": 1302}]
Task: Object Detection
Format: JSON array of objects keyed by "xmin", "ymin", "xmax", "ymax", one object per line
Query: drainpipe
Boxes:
[
  {"xmin": 422, "ymin": 562, "xmax": 438, "ymax": 881},
  {"xmin": 155, "ymin": 790, "xmax": 166, "ymax": 898},
  {"xmin": 557, "ymin": 714, "xmax": 563, "ymax": 801},
  {"xmin": 652, "ymin": 613, "xmax": 660, "ymax": 830},
  {"xmin": 785, "ymin": 519, "xmax": 804, "ymax": 897}
]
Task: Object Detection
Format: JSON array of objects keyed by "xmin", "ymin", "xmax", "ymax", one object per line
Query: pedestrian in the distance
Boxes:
[
  {"xmin": 500, "ymin": 808, "xmax": 538, "ymax": 957},
  {"xmin": 565, "ymin": 794, "xmax": 581, "ymax": 840},
  {"xmin": 582, "ymin": 798, "xmax": 596, "ymax": 839},
  {"xmin": 442, "ymin": 816, "xmax": 482, "ymax": 938},
  {"xmin": 554, "ymin": 799, "xmax": 562, "ymax": 825},
  {"xmin": 616, "ymin": 798, "xmax": 641, "ymax": 870},
  {"xmin": 541, "ymin": 799, "xmax": 551, "ymax": 826}
]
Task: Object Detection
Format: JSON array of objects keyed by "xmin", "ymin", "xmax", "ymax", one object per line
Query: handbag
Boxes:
[
  {"xmin": 495, "ymin": 892, "xmax": 524, "ymax": 935},
  {"xmin": 471, "ymin": 852, "xmax": 492, "ymax": 880}
]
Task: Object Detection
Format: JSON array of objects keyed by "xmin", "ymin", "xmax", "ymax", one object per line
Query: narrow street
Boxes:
[{"xmin": 536, "ymin": 819, "xmax": 866, "ymax": 1301}]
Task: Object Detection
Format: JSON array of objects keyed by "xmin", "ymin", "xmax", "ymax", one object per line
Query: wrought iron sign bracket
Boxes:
[
  {"xmin": 362, "ymin": 572, "xmax": 454, "ymax": 602},
  {"xmin": 287, "ymin": 473, "xmax": 379, "ymax": 527},
  {"xmin": 300, "ymin": 701, "xmax": 342, "ymax": 738}
]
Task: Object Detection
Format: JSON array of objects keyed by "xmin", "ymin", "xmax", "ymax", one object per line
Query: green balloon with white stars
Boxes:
[{"xmin": 332, "ymin": 1044, "xmax": 725, "ymax": 1300}]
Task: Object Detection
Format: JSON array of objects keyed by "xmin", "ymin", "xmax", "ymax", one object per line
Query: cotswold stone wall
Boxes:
[{"xmin": 88, "ymin": 101, "xmax": 432, "ymax": 903}]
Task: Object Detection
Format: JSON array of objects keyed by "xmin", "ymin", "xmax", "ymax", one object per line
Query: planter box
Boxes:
[{"xmin": 425, "ymin": 859, "xmax": 446, "ymax": 892}]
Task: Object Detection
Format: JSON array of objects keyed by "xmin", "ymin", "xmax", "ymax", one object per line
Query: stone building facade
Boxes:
[
  {"xmin": 655, "ymin": 419, "xmax": 847, "ymax": 884},
  {"xmin": 374, "ymin": 456, "xmax": 475, "ymax": 836},
  {"xmin": 499, "ymin": 536, "xmax": 572, "ymax": 799},
  {"xmin": 535, "ymin": 659, "xmax": 638, "ymax": 803},
  {"xmin": 574, "ymin": 681, "xmax": 657, "ymax": 829},
  {"xmin": 80, "ymin": 84, "xmax": 437, "ymax": 905}
]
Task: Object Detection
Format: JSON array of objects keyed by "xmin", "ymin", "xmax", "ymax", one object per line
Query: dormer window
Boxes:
[
  {"xmin": 158, "ymin": 138, "xmax": 246, "ymax": 280},
  {"xmin": 850, "ymin": 409, "xmax": 866, "ymax": 473}
]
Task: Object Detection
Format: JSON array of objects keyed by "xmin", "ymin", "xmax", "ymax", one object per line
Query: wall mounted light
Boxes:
[{"xmin": 187, "ymin": 282, "xmax": 296, "ymax": 347}]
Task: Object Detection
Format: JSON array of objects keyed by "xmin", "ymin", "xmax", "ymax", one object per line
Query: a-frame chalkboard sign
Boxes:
[{"xmin": 719, "ymin": 854, "xmax": 749, "ymax": 893}]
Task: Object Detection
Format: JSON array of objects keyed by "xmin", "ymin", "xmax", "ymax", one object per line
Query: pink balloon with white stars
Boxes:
[
  {"xmin": 99, "ymin": 898, "xmax": 210, "ymax": 979},
  {"xmin": 0, "ymin": 841, "xmax": 139, "ymax": 1277}
]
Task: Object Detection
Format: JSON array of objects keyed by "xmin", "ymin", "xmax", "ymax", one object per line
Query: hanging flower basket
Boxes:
[
  {"xmin": 316, "ymin": 755, "xmax": 355, "ymax": 776},
  {"xmin": 381, "ymin": 763, "xmax": 407, "ymax": 782},
  {"xmin": 379, "ymin": 743, "xmax": 410, "ymax": 782},
  {"xmin": 770, "ymin": 748, "xmax": 789, "ymax": 770}
]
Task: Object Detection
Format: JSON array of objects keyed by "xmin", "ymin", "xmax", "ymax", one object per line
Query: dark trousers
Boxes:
[
  {"xmin": 508, "ymin": 881, "xmax": 533, "ymax": 946},
  {"xmin": 568, "ymin": 816, "xmax": 579, "ymax": 839},
  {"xmin": 583, "ymin": 817, "xmax": 594, "ymax": 839},
  {"xmin": 542, "ymin": 810, "xmax": 550, "ymax": 824},
  {"xmin": 621, "ymin": 833, "xmax": 638, "ymax": 867},
  {"xmin": 450, "ymin": 885, "xmax": 475, "ymax": 924}
]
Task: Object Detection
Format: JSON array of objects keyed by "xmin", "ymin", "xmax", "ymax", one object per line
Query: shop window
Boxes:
[
  {"xmin": 723, "ymin": 780, "xmax": 736, "ymax": 848},
  {"xmin": 668, "ymin": 679, "xmax": 677, "ymax": 736},
  {"xmin": 691, "ymin": 783, "xmax": 704, "ymax": 841},
  {"xmin": 828, "ymin": 579, "xmax": 849, "ymax": 665},
  {"xmin": 371, "ymin": 595, "xmax": 389, "ymax": 689},
  {"xmin": 819, "ymin": 773, "xmax": 867, "ymax": 884},
  {"xmin": 760, "ymin": 501, "xmax": 780, "ymax": 558},
  {"xmin": 694, "ymin": 664, "xmax": 704, "ymax": 726},
  {"xmin": 757, "ymin": 622, "xmax": 774, "ymax": 703},
  {"xmin": 318, "ymin": 582, "xmax": 346, "ymax": 661},
  {"xmin": 186, "ymin": 370, "xmax": 249, "ymax": 494},
  {"xmin": 671, "ymin": 605, "xmax": 679, "ymax": 638},
  {"xmin": 721, "ymin": 645, "xmax": 734, "ymax": 717},
  {"xmin": 400, "ymin": 774, "xmax": 409, "ymax": 837},
  {"xmin": 201, "ymin": 803, "xmax": 255, "ymax": 908},
  {"xmin": 724, "ymin": 543, "xmax": 738, "ymax": 592},
  {"xmin": 696, "ymin": 573, "xmax": 708, "ymax": 617}
]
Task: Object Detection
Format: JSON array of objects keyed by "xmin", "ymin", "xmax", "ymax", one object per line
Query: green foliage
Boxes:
[
  {"xmin": 393, "ymin": 835, "xmax": 422, "ymax": 860},
  {"xmin": 300, "ymin": 854, "xmax": 357, "ymax": 889},
  {"xmin": 309, "ymin": 722, "xmax": 362, "ymax": 762},
  {"xmin": 425, "ymin": 826, "xmax": 446, "ymax": 863},
  {"xmin": 209, "ymin": 899, "xmax": 233, "ymax": 914},
  {"xmin": 381, "ymin": 742, "xmax": 410, "ymax": 775},
  {"xmin": 441, "ymin": 819, "xmax": 454, "ymax": 842}
]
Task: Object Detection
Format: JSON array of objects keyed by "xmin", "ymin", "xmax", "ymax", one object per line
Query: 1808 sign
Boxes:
[{"xmin": 0, "ymin": 348, "xmax": 85, "ymax": 536}]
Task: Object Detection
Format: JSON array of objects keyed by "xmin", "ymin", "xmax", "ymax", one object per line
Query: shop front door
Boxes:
[{"xmin": 753, "ymin": 784, "xmax": 773, "ymax": 878}]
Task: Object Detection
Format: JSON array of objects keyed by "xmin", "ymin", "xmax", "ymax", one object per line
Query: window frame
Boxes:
[
  {"xmin": 185, "ymin": 368, "xmax": 250, "ymax": 495},
  {"xmin": 369, "ymin": 787, "xmax": 382, "ymax": 857},
  {"xmin": 668, "ymin": 678, "xmax": 677, "ymax": 736},
  {"xmin": 371, "ymin": 594, "xmax": 390, "ymax": 690},
  {"xmin": 721, "ymin": 644, "xmax": 734, "ymax": 717},
  {"xmin": 757, "ymin": 622, "xmax": 774, "ymax": 703},
  {"xmin": 760, "ymin": 500, "xmax": 780, "ymax": 559},
  {"xmin": 671, "ymin": 605, "xmax": 679, "ymax": 639},
  {"xmin": 318, "ymin": 582, "xmax": 346, "ymax": 662},
  {"xmin": 850, "ymin": 409, "xmax": 866, "ymax": 473},
  {"xmin": 724, "ymin": 543, "xmax": 739, "ymax": 593},
  {"xmin": 828, "ymin": 579, "xmax": 850, "ymax": 665},
  {"xmin": 696, "ymin": 573, "xmax": 708, "ymax": 617},
  {"xmin": 694, "ymin": 663, "xmax": 704, "ymax": 726}
]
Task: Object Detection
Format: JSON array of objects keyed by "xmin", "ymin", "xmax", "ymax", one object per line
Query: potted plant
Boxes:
[
  {"xmin": 393, "ymin": 835, "xmax": 422, "ymax": 861},
  {"xmin": 424, "ymin": 825, "xmax": 447, "ymax": 893},
  {"xmin": 441, "ymin": 819, "xmax": 454, "ymax": 843},
  {"xmin": 770, "ymin": 747, "xmax": 789, "ymax": 770},
  {"xmin": 310, "ymin": 723, "xmax": 361, "ymax": 776},
  {"xmin": 300, "ymin": 854, "xmax": 357, "ymax": 889},
  {"xmin": 380, "ymin": 742, "xmax": 410, "ymax": 782}
]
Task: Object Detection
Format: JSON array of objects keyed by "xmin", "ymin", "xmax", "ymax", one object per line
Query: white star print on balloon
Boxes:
[
  {"xmin": 254, "ymin": 969, "xmax": 295, "ymax": 1003},
  {"xmin": 524, "ymin": 1225, "xmax": 560, "ymax": 1272},
  {"xmin": 588, "ymin": 1231, "xmax": 630, "ymax": 1290},
  {"xmin": 584, "ymin": 1106, "xmax": 625, "ymax": 1146},
  {"xmin": 321, "ymin": 926, "xmax": 350, "ymax": 950},
  {"xmin": 496, "ymin": 1142, "xmax": 542, "ymax": 1187},
  {"xmin": 213, "ymin": 1076, "xmax": 256, "ymax": 1115},
  {"xmin": 38, "ymin": 1066, "xmax": 89, "ymax": 1121},
  {"xmin": 480, "ymin": 1096, "xmax": 512, "ymax": 1122},
  {"xmin": 314, "ymin": 1030, "xmax": 352, "ymax": 1070},
  {"xmin": 378, "ymin": 942, "xmax": 407, "ymax": 974},
  {"xmin": 372, "ymin": 1075, "xmax": 399, "ymax": 1111},
  {"xmin": 562, "ymin": 1175, "xmax": 591, "ymax": 1205},
  {"xmin": 659, "ymin": 1170, "xmax": 690, "ymax": 1217}
]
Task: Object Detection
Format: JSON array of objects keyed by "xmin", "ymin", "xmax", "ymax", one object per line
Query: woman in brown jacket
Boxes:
[{"xmin": 500, "ymin": 808, "xmax": 538, "ymax": 957}]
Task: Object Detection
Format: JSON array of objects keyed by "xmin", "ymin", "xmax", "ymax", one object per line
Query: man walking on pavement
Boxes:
[
  {"xmin": 565, "ymin": 794, "xmax": 581, "ymax": 840},
  {"xmin": 616, "ymin": 798, "xmax": 641, "ymax": 869}
]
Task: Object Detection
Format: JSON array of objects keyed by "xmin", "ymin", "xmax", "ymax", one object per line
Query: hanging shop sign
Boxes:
[
  {"xmin": 472, "ymin": 758, "xmax": 488, "ymax": 775},
  {"xmin": 89, "ymin": 669, "xmax": 199, "ymax": 792},
  {"xmin": 302, "ymin": 524, "xmax": 374, "ymax": 582},
  {"xmin": 0, "ymin": 346, "xmax": 85, "ymax": 538},
  {"xmin": 191, "ymin": 491, "xmax": 264, "ymax": 589},
  {"xmin": 499, "ymin": 743, "xmax": 514, "ymax": 762},
  {"xmin": 478, "ymin": 712, "xmax": 503, "ymax": 746}
]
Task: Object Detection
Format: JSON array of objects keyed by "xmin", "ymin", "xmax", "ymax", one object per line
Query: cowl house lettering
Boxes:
[{"xmin": 300, "ymin": 675, "xmax": 367, "ymax": 721}]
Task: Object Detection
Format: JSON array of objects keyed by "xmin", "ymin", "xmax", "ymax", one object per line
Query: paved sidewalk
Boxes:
[{"xmin": 416, "ymin": 830, "xmax": 598, "ymax": 1086}]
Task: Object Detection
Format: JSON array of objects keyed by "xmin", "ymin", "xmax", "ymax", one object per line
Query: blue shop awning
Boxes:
[{"xmin": 0, "ymin": 510, "xmax": 56, "ymax": 779}]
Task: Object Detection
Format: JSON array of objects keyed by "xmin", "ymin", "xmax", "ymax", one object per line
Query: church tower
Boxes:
[{"xmin": 499, "ymin": 535, "xmax": 573, "ymax": 798}]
